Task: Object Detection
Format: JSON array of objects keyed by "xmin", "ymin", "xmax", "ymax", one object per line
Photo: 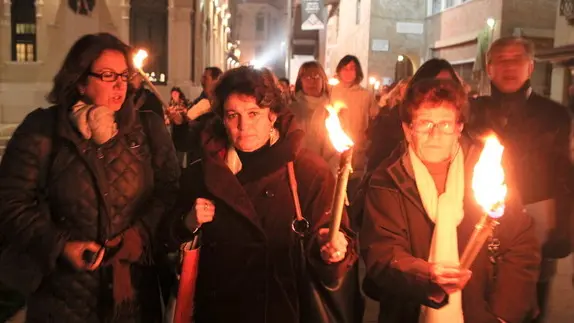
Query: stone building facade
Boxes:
[
  {"xmin": 0, "ymin": 0, "xmax": 232, "ymax": 124},
  {"xmin": 317, "ymin": 0, "xmax": 558, "ymax": 89},
  {"xmin": 322, "ymin": 0, "xmax": 426, "ymax": 86},
  {"xmin": 537, "ymin": 1, "xmax": 574, "ymax": 105},
  {"xmin": 425, "ymin": 0, "xmax": 557, "ymax": 94}
]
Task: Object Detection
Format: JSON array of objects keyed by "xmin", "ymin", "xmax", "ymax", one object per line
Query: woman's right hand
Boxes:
[
  {"xmin": 62, "ymin": 241, "xmax": 104, "ymax": 271},
  {"xmin": 430, "ymin": 262, "xmax": 472, "ymax": 294},
  {"xmin": 184, "ymin": 198, "xmax": 215, "ymax": 233},
  {"xmin": 167, "ymin": 107, "xmax": 184, "ymax": 125}
]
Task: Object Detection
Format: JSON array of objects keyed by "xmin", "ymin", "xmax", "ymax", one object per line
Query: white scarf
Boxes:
[{"xmin": 409, "ymin": 145, "xmax": 465, "ymax": 323}]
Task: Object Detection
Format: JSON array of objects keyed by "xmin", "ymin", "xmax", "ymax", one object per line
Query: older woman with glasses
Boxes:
[
  {"xmin": 360, "ymin": 79, "xmax": 540, "ymax": 323},
  {"xmin": 0, "ymin": 33, "xmax": 180, "ymax": 322},
  {"xmin": 290, "ymin": 61, "xmax": 334, "ymax": 165}
]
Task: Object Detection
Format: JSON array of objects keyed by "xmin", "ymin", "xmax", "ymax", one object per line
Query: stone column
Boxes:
[
  {"xmin": 193, "ymin": 0, "xmax": 204, "ymax": 85},
  {"xmin": 0, "ymin": 0, "xmax": 12, "ymax": 64},
  {"xmin": 112, "ymin": 0, "xmax": 130, "ymax": 44},
  {"xmin": 168, "ymin": 0, "xmax": 193, "ymax": 89}
]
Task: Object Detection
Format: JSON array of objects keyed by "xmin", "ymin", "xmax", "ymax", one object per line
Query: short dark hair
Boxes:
[
  {"xmin": 410, "ymin": 58, "xmax": 461, "ymax": 85},
  {"xmin": 205, "ymin": 66, "xmax": 223, "ymax": 79},
  {"xmin": 400, "ymin": 79, "xmax": 469, "ymax": 124},
  {"xmin": 47, "ymin": 33, "xmax": 134, "ymax": 109},
  {"xmin": 212, "ymin": 66, "xmax": 285, "ymax": 118},
  {"xmin": 335, "ymin": 55, "xmax": 364, "ymax": 84},
  {"xmin": 487, "ymin": 37, "xmax": 535, "ymax": 64},
  {"xmin": 278, "ymin": 77, "xmax": 289, "ymax": 85}
]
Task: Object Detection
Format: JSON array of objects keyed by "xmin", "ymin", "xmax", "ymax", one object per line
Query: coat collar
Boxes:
[
  {"xmin": 384, "ymin": 136, "xmax": 485, "ymax": 255},
  {"xmin": 199, "ymin": 112, "xmax": 305, "ymax": 234}
]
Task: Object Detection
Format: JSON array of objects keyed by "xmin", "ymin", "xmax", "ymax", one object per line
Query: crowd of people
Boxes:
[{"xmin": 0, "ymin": 32, "xmax": 571, "ymax": 323}]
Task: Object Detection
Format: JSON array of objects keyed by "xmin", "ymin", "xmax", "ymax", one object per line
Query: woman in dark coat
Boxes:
[
  {"xmin": 360, "ymin": 79, "xmax": 540, "ymax": 323},
  {"xmin": 0, "ymin": 33, "xmax": 180, "ymax": 322},
  {"xmin": 163, "ymin": 66, "xmax": 358, "ymax": 323}
]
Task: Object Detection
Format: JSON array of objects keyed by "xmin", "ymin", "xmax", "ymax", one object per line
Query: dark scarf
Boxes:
[
  {"xmin": 490, "ymin": 80, "xmax": 532, "ymax": 118},
  {"xmin": 235, "ymin": 137, "xmax": 296, "ymax": 184}
]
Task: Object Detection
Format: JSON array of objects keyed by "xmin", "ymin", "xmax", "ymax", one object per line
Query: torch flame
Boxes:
[
  {"xmin": 325, "ymin": 103, "xmax": 354, "ymax": 152},
  {"xmin": 328, "ymin": 78, "xmax": 340, "ymax": 86},
  {"xmin": 472, "ymin": 135, "xmax": 507, "ymax": 218},
  {"xmin": 133, "ymin": 49, "xmax": 148, "ymax": 69}
]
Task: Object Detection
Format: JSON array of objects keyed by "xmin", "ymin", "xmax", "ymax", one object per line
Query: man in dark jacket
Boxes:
[
  {"xmin": 467, "ymin": 36, "xmax": 573, "ymax": 323},
  {"xmin": 171, "ymin": 67, "xmax": 223, "ymax": 166}
]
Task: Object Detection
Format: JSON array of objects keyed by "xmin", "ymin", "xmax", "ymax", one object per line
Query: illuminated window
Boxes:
[
  {"xmin": 15, "ymin": 43, "xmax": 35, "ymax": 62},
  {"xmin": 11, "ymin": 0, "xmax": 36, "ymax": 62},
  {"xmin": 15, "ymin": 23, "xmax": 35, "ymax": 34}
]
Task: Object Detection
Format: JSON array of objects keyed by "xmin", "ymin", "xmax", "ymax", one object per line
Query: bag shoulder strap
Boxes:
[
  {"xmin": 287, "ymin": 161, "xmax": 304, "ymax": 221},
  {"xmin": 287, "ymin": 161, "xmax": 310, "ymax": 236}
]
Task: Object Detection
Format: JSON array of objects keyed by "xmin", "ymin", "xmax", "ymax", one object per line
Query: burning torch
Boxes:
[
  {"xmin": 325, "ymin": 103, "xmax": 354, "ymax": 241},
  {"xmin": 460, "ymin": 135, "xmax": 507, "ymax": 270},
  {"xmin": 132, "ymin": 49, "xmax": 169, "ymax": 112}
]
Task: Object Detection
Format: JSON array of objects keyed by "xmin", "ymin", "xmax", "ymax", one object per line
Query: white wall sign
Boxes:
[
  {"xmin": 396, "ymin": 22, "xmax": 424, "ymax": 34},
  {"xmin": 372, "ymin": 39, "xmax": 389, "ymax": 52}
]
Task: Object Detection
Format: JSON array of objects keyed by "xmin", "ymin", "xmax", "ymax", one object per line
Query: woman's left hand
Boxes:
[{"xmin": 317, "ymin": 228, "xmax": 348, "ymax": 264}]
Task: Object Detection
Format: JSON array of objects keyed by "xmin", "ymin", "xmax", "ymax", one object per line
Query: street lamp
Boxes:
[
  {"xmin": 486, "ymin": 18, "xmax": 496, "ymax": 29},
  {"xmin": 398, "ymin": 55, "xmax": 405, "ymax": 62}
]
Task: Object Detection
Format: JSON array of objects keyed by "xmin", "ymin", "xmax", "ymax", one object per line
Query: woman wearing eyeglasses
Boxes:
[
  {"xmin": 360, "ymin": 79, "xmax": 540, "ymax": 323},
  {"xmin": 290, "ymin": 62, "xmax": 335, "ymax": 166},
  {"xmin": 0, "ymin": 33, "xmax": 180, "ymax": 322}
]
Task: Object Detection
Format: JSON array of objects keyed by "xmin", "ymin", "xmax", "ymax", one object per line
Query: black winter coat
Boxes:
[
  {"xmin": 0, "ymin": 104, "xmax": 180, "ymax": 322},
  {"xmin": 163, "ymin": 113, "xmax": 358, "ymax": 323},
  {"xmin": 468, "ymin": 91, "xmax": 573, "ymax": 258}
]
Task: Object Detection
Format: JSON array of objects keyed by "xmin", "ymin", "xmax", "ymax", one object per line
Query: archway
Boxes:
[{"xmin": 394, "ymin": 54, "xmax": 414, "ymax": 82}]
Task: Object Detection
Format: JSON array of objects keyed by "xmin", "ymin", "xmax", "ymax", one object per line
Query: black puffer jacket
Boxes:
[{"xmin": 0, "ymin": 104, "xmax": 180, "ymax": 322}]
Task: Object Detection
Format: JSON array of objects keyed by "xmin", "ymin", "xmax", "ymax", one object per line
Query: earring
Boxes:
[{"xmin": 269, "ymin": 127, "xmax": 279, "ymax": 145}]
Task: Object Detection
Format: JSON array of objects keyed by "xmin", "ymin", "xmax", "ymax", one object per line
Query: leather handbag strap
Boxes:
[
  {"xmin": 287, "ymin": 161, "xmax": 309, "ymax": 236},
  {"xmin": 287, "ymin": 161, "xmax": 304, "ymax": 221}
]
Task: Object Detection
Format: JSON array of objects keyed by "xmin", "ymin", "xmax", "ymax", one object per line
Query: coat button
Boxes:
[{"xmin": 264, "ymin": 190, "xmax": 275, "ymax": 198}]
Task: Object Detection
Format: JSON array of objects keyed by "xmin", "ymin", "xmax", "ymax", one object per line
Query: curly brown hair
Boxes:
[
  {"xmin": 400, "ymin": 79, "xmax": 469, "ymax": 124},
  {"xmin": 212, "ymin": 66, "xmax": 286, "ymax": 118}
]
